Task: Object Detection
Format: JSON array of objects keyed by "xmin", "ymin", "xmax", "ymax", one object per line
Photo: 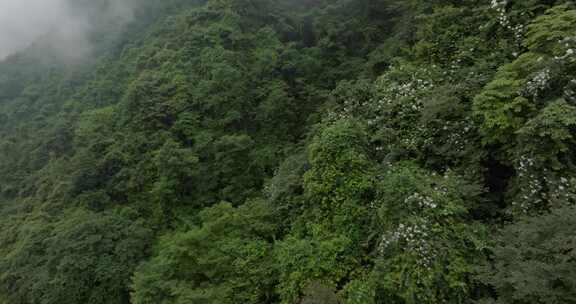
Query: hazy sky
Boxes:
[{"xmin": 0, "ymin": 0, "xmax": 135, "ymax": 60}]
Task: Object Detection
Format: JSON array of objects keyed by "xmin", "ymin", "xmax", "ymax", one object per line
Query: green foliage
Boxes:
[
  {"xmin": 304, "ymin": 119, "xmax": 374, "ymax": 223},
  {"xmin": 131, "ymin": 200, "xmax": 278, "ymax": 304},
  {"xmin": 0, "ymin": 209, "xmax": 150, "ymax": 304},
  {"xmin": 274, "ymin": 234, "xmax": 353, "ymax": 304},
  {"xmin": 340, "ymin": 276, "xmax": 376, "ymax": 304},
  {"xmin": 479, "ymin": 206, "xmax": 576, "ymax": 304},
  {"xmin": 474, "ymin": 4, "xmax": 576, "ymax": 153},
  {"xmin": 274, "ymin": 119, "xmax": 375, "ymax": 303},
  {"xmin": 473, "ymin": 52, "xmax": 540, "ymax": 148},
  {"xmin": 300, "ymin": 281, "xmax": 341, "ymax": 304},
  {"xmin": 370, "ymin": 163, "xmax": 487, "ymax": 304},
  {"xmin": 518, "ymin": 100, "xmax": 576, "ymax": 166},
  {"xmin": 1, "ymin": 0, "xmax": 576, "ymax": 303},
  {"xmin": 473, "ymin": 4, "xmax": 576, "ymax": 214},
  {"xmin": 524, "ymin": 4, "xmax": 576, "ymax": 54}
]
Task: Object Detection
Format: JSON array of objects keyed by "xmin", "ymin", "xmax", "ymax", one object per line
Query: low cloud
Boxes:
[{"xmin": 0, "ymin": 0, "xmax": 136, "ymax": 60}]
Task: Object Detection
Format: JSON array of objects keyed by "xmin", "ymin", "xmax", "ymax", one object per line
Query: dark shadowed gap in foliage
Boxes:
[{"xmin": 482, "ymin": 156, "xmax": 514, "ymax": 216}]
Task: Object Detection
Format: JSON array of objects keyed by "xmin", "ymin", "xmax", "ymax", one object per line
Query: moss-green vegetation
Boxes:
[{"xmin": 1, "ymin": 0, "xmax": 575, "ymax": 303}]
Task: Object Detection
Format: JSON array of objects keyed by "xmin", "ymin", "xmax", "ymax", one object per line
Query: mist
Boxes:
[{"xmin": 0, "ymin": 0, "xmax": 136, "ymax": 61}]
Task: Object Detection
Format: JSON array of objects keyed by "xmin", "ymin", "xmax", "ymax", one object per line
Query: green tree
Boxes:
[
  {"xmin": 0, "ymin": 209, "xmax": 150, "ymax": 304},
  {"xmin": 275, "ymin": 119, "xmax": 376, "ymax": 303},
  {"xmin": 479, "ymin": 205, "xmax": 576, "ymax": 303},
  {"xmin": 370, "ymin": 163, "xmax": 487, "ymax": 304},
  {"xmin": 131, "ymin": 200, "xmax": 278, "ymax": 304}
]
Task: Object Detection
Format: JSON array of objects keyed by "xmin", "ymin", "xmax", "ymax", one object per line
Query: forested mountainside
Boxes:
[{"xmin": 0, "ymin": 0, "xmax": 575, "ymax": 303}]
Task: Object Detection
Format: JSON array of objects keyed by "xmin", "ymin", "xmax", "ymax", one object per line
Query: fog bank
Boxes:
[{"xmin": 0, "ymin": 0, "xmax": 136, "ymax": 60}]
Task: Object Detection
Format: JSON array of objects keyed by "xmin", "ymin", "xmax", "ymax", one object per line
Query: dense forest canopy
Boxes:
[{"xmin": 0, "ymin": 0, "xmax": 575, "ymax": 303}]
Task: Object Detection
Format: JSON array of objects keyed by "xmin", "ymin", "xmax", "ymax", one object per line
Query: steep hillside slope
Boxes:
[{"xmin": 0, "ymin": 0, "xmax": 575, "ymax": 303}]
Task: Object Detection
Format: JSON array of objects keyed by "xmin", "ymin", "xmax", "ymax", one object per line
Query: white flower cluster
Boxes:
[
  {"xmin": 555, "ymin": 37, "xmax": 576, "ymax": 61},
  {"xmin": 433, "ymin": 184, "xmax": 450, "ymax": 196},
  {"xmin": 510, "ymin": 24, "xmax": 525, "ymax": 44},
  {"xmin": 565, "ymin": 79, "xmax": 576, "ymax": 104},
  {"xmin": 490, "ymin": 0, "xmax": 524, "ymax": 46},
  {"xmin": 405, "ymin": 192, "xmax": 437, "ymax": 209},
  {"xmin": 490, "ymin": 0, "xmax": 505, "ymax": 9},
  {"xmin": 423, "ymin": 120, "xmax": 474, "ymax": 155},
  {"xmin": 447, "ymin": 124, "xmax": 468, "ymax": 153},
  {"xmin": 400, "ymin": 132, "xmax": 422, "ymax": 149},
  {"xmin": 523, "ymin": 69, "xmax": 551, "ymax": 99},
  {"xmin": 374, "ymin": 76, "xmax": 435, "ymax": 119},
  {"xmin": 517, "ymin": 154, "xmax": 535, "ymax": 177},
  {"xmin": 375, "ymin": 71, "xmax": 438, "ymax": 151},
  {"xmin": 327, "ymin": 68, "xmax": 438, "ymax": 153},
  {"xmin": 511, "ymin": 155, "xmax": 576, "ymax": 213},
  {"xmin": 326, "ymin": 110, "xmax": 346, "ymax": 122},
  {"xmin": 378, "ymin": 220, "xmax": 436, "ymax": 268},
  {"xmin": 546, "ymin": 176, "xmax": 576, "ymax": 206},
  {"xmin": 491, "ymin": 0, "xmax": 509, "ymax": 26},
  {"xmin": 512, "ymin": 155, "xmax": 543, "ymax": 213},
  {"xmin": 326, "ymin": 98, "xmax": 359, "ymax": 122}
]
